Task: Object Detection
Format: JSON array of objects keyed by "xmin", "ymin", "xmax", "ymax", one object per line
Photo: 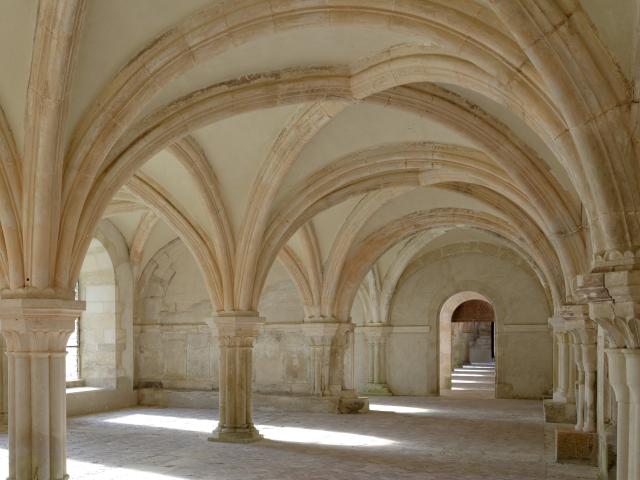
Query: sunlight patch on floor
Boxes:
[
  {"xmin": 105, "ymin": 413, "xmax": 395, "ymax": 447},
  {"xmin": 259, "ymin": 425, "xmax": 395, "ymax": 446},
  {"xmin": 368, "ymin": 404, "xmax": 431, "ymax": 414}
]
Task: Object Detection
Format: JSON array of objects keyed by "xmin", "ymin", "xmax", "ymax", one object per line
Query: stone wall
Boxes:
[
  {"xmin": 79, "ymin": 239, "xmax": 118, "ymax": 389},
  {"xmin": 134, "ymin": 239, "xmax": 552, "ymax": 402},
  {"xmin": 134, "ymin": 239, "xmax": 315, "ymax": 395},
  {"xmin": 69, "ymin": 220, "xmax": 137, "ymax": 417},
  {"xmin": 353, "ymin": 243, "xmax": 553, "ymax": 399}
]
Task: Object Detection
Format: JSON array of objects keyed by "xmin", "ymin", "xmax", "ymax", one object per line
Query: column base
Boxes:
[
  {"xmin": 208, "ymin": 426, "xmax": 263, "ymax": 444},
  {"xmin": 543, "ymin": 399, "xmax": 577, "ymax": 424},
  {"xmin": 365, "ymin": 383, "xmax": 393, "ymax": 396}
]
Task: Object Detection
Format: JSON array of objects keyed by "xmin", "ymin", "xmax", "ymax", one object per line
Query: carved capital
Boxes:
[
  {"xmin": 0, "ymin": 298, "xmax": 85, "ymax": 353},
  {"xmin": 301, "ymin": 321, "xmax": 352, "ymax": 347},
  {"xmin": 560, "ymin": 304, "xmax": 597, "ymax": 345},
  {"xmin": 206, "ymin": 313, "xmax": 264, "ymax": 346}
]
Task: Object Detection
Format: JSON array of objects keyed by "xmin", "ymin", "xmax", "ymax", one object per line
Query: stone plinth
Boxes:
[
  {"xmin": 555, "ymin": 428, "xmax": 598, "ymax": 466},
  {"xmin": 543, "ymin": 399, "xmax": 577, "ymax": 425}
]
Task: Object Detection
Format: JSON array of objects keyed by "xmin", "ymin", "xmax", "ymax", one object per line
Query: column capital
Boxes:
[
  {"xmin": 560, "ymin": 304, "xmax": 597, "ymax": 344},
  {"xmin": 623, "ymin": 349, "xmax": 640, "ymax": 391},
  {"xmin": 548, "ymin": 314, "xmax": 567, "ymax": 331},
  {"xmin": 0, "ymin": 298, "xmax": 85, "ymax": 353},
  {"xmin": 577, "ymin": 270, "xmax": 640, "ymax": 348},
  {"xmin": 300, "ymin": 321, "xmax": 352, "ymax": 343},
  {"xmin": 206, "ymin": 313, "xmax": 264, "ymax": 338}
]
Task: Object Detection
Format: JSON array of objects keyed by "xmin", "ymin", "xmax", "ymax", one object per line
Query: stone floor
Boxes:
[{"xmin": 0, "ymin": 396, "xmax": 599, "ymax": 479}]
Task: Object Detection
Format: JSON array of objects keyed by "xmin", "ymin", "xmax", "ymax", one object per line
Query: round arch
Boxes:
[{"xmin": 438, "ymin": 291, "xmax": 494, "ymax": 394}]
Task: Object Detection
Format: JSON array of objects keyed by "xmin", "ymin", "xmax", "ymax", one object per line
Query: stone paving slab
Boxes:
[{"xmin": 0, "ymin": 396, "xmax": 599, "ymax": 479}]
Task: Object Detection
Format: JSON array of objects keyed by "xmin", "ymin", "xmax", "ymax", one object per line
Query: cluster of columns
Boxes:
[
  {"xmin": 552, "ymin": 305, "xmax": 597, "ymax": 432},
  {"xmin": 587, "ymin": 270, "xmax": 640, "ymax": 480},
  {"xmin": 551, "ymin": 271, "xmax": 640, "ymax": 480},
  {"xmin": 300, "ymin": 320, "xmax": 367, "ymax": 413},
  {"xmin": 553, "ymin": 331, "xmax": 576, "ymax": 405},
  {"xmin": 204, "ymin": 315, "xmax": 364, "ymax": 444},
  {"xmin": 0, "ymin": 302, "xmax": 364, "ymax": 480},
  {"xmin": 301, "ymin": 321, "xmax": 348, "ymax": 397}
]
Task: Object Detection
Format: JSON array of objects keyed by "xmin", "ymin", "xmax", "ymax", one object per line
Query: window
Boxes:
[
  {"xmin": 66, "ymin": 282, "xmax": 81, "ymax": 381},
  {"xmin": 66, "ymin": 318, "xmax": 80, "ymax": 381}
]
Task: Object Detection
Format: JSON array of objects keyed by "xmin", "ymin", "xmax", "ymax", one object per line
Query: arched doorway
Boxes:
[{"xmin": 439, "ymin": 292, "xmax": 496, "ymax": 397}]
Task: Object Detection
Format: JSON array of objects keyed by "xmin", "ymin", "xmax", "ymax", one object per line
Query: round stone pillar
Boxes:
[
  {"xmin": 606, "ymin": 349, "xmax": 630, "ymax": 480},
  {"xmin": 206, "ymin": 314, "xmax": 264, "ymax": 443},
  {"xmin": 0, "ymin": 298, "xmax": 84, "ymax": 480}
]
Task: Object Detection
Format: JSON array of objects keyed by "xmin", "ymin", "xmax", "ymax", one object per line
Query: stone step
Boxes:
[{"xmin": 451, "ymin": 363, "xmax": 496, "ymax": 392}]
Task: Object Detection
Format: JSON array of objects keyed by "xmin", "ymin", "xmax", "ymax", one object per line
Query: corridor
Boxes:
[{"xmin": 0, "ymin": 397, "xmax": 598, "ymax": 480}]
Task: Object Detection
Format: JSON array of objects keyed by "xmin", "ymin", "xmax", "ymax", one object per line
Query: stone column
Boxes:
[
  {"xmin": 0, "ymin": 335, "xmax": 7, "ymax": 431},
  {"xmin": 573, "ymin": 338, "xmax": 586, "ymax": 431},
  {"xmin": 606, "ymin": 349, "xmax": 630, "ymax": 480},
  {"xmin": 302, "ymin": 322, "xmax": 343, "ymax": 397},
  {"xmin": 302, "ymin": 321, "xmax": 367, "ymax": 413},
  {"xmin": 554, "ymin": 332, "xmax": 569, "ymax": 402},
  {"xmin": 0, "ymin": 298, "xmax": 84, "ymax": 480},
  {"xmin": 206, "ymin": 314, "xmax": 264, "ymax": 443},
  {"xmin": 561, "ymin": 303, "xmax": 596, "ymax": 433},
  {"xmin": 567, "ymin": 338, "xmax": 577, "ymax": 404},
  {"xmin": 624, "ymin": 349, "xmax": 640, "ymax": 480},
  {"xmin": 582, "ymin": 342, "xmax": 597, "ymax": 432},
  {"xmin": 363, "ymin": 326, "xmax": 391, "ymax": 395}
]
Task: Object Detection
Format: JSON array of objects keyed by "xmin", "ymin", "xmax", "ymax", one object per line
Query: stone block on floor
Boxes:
[{"xmin": 555, "ymin": 428, "xmax": 598, "ymax": 466}]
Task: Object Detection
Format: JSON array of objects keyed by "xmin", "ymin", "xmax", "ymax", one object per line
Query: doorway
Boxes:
[{"xmin": 439, "ymin": 292, "xmax": 496, "ymax": 398}]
